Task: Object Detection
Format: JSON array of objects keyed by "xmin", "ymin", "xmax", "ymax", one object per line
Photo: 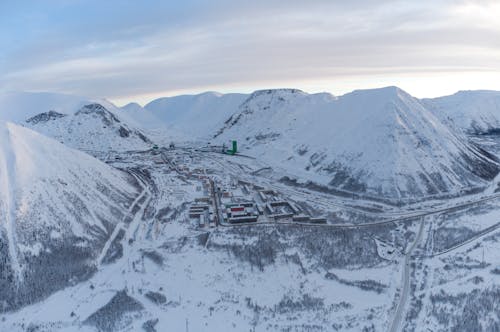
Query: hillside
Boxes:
[
  {"xmin": 423, "ymin": 90, "xmax": 500, "ymax": 135},
  {"xmin": 142, "ymin": 92, "xmax": 248, "ymax": 139},
  {"xmin": 214, "ymin": 87, "xmax": 499, "ymax": 201},
  {"xmin": 0, "ymin": 121, "xmax": 142, "ymax": 312}
]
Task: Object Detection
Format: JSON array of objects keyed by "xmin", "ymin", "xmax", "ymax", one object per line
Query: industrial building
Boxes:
[
  {"xmin": 186, "ymin": 166, "xmax": 327, "ymax": 227},
  {"xmin": 223, "ymin": 202, "xmax": 260, "ymax": 224}
]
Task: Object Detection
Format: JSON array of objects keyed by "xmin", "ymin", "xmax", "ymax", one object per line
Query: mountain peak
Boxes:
[
  {"xmin": 76, "ymin": 103, "xmax": 121, "ymax": 125},
  {"xmin": 242, "ymin": 89, "xmax": 307, "ymax": 107},
  {"xmin": 249, "ymin": 88, "xmax": 306, "ymax": 98},
  {"xmin": 198, "ymin": 91, "xmax": 224, "ymax": 98},
  {"xmin": 453, "ymin": 89, "xmax": 500, "ymax": 97},
  {"xmin": 424, "ymin": 89, "xmax": 500, "ymax": 134},
  {"xmin": 347, "ymin": 86, "xmax": 409, "ymax": 99},
  {"xmin": 122, "ymin": 102, "xmax": 142, "ymax": 108}
]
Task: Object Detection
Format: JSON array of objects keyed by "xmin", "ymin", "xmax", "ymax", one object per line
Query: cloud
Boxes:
[{"xmin": 1, "ymin": 0, "xmax": 500, "ymax": 103}]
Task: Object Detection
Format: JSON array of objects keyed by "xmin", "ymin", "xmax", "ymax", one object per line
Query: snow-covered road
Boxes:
[{"xmin": 389, "ymin": 219, "xmax": 425, "ymax": 332}]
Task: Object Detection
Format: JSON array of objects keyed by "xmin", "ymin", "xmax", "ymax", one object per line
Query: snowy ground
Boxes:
[{"xmin": 1, "ymin": 136, "xmax": 500, "ymax": 331}]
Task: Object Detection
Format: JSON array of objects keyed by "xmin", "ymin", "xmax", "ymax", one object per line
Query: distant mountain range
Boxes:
[
  {"xmin": 122, "ymin": 87, "xmax": 500, "ymax": 201},
  {"xmin": 2, "ymin": 87, "xmax": 500, "ymax": 202},
  {"xmin": 1, "ymin": 86, "xmax": 500, "ymax": 322},
  {"xmin": 124, "ymin": 92, "xmax": 248, "ymax": 139},
  {"xmin": 121, "ymin": 88, "xmax": 500, "ymax": 138}
]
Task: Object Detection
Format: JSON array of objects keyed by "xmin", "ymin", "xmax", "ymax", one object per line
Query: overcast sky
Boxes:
[{"xmin": 1, "ymin": 0, "xmax": 500, "ymax": 105}]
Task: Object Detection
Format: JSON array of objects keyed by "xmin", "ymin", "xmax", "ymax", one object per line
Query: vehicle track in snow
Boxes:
[
  {"xmin": 431, "ymin": 220, "xmax": 500, "ymax": 257},
  {"xmin": 96, "ymin": 170, "xmax": 148, "ymax": 268}
]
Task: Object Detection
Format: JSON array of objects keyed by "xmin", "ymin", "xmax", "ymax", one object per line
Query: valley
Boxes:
[
  {"xmin": 2, "ymin": 137, "xmax": 499, "ymax": 331},
  {"xmin": 1, "ymin": 87, "xmax": 500, "ymax": 331},
  {"xmin": 3, "ymin": 2, "xmax": 500, "ymax": 331}
]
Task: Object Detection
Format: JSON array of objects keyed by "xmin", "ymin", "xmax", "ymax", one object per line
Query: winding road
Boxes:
[{"xmin": 389, "ymin": 219, "xmax": 425, "ymax": 332}]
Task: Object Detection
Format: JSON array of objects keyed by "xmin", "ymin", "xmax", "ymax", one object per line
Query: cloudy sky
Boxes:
[{"xmin": 1, "ymin": 0, "xmax": 500, "ymax": 105}]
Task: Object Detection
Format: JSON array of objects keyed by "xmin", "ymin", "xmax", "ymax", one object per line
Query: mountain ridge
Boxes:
[
  {"xmin": 213, "ymin": 86, "xmax": 500, "ymax": 200},
  {"xmin": 0, "ymin": 92, "xmax": 152, "ymax": 152},
  {"xmin": 423, "ymin": 90, "xmax": 500, "ymax": 134}
]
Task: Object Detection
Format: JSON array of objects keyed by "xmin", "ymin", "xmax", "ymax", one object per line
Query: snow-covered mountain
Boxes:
[
  {"xmin": 214, "ymin": 87, "xmax": 499, "ymax": 201},
  {"xmin": 1, "ymin": 87, "xmax": 500, "ymax": 331},
  {"xmin": 423, "ymin": 90, "xmax": 500, "ymax": 135},
  {"xmin": 121, "ymin": 102, "xmax": 144, "ymax": 113},
  {"xmin": 0, "ymin": 92, "xmax": 152, "ymax": 152},
  {"xmin": 25, "ymin": 103, "xmax": 151, "ymax": 152},
  {"xmin": 142, "ymin": 92, "xmax": 248, "ymax": 139},
  {"xmin": 120, "ymin": 102, "xmax": 168, "ymax": 133},
  {"xmin": 0, "ymin": 121, "xmax": 141, "ymax": 312}
]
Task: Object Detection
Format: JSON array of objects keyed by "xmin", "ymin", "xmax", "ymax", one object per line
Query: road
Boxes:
[
  {"xmin": 213, "ymin": 190, "xmax": 500, "ymax": 230},
  {"xmin": 96, "ymin": 170, "xmax": 148, "ymax": 268},
  {"xmin": 157, "ymin": 147, "xmax": 500, "ymax": 232},
  {"xmin": 99, "ymin": 147, "xmax": 500, "ymax": 332},
  {"xmin": 154, "ymin": 146, "xmax": 500, "ymax": 330},
  {"xmin": 432, "ymin": 220, "xmax": 500, "ymax": 257},
  {"xmin": 389, "ymin": 219, "xmax": 425, "ymax": 332},
  {"xmin": 110, "ymin": 148, "xmax": 500, "ymax": 330},
  {"xmin": 184, "ymin": 148, "xmax": 500, "ymax": 223},
  {"xmin": 210, "ymin": 178, "xmax": 224, "ymax": 226}
]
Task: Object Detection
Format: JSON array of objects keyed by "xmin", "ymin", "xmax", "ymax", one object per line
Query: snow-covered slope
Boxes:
[
  {"xmin": 0, "ymin": 92, "xmax": 152, "ymax": 152},
  {"xmin": 143, "ymin": 92, "xmax": 248, "ymax": 139},
  {"xmin": 214, "ymin": 87, "xmax": 499, "ymax": 201},
  {"xmin": 25, "ymin": 103, "xmax": 151, "ymax": 152},
  {"xmin": 423, "ymin": 90, "xmax": 500, "ymax": 135},
  {"xmin": 0, "ymin": 121, "xmax": 141, "ymax": 312},
  {"xmin": 120, "ymin": 102, "xmax": 167, "ymax": 131}
]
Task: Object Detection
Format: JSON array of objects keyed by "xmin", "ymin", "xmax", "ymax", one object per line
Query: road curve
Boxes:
[{"xmin": 389, "ymin": 219, "xmax": 425, "ymax": 332}]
